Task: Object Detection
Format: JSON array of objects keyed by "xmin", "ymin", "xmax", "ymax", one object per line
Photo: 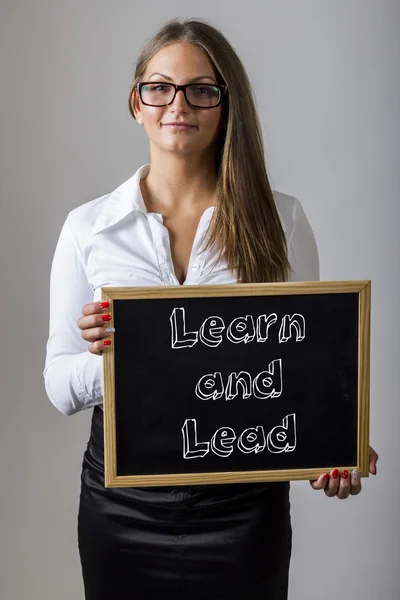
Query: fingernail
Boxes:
[
  {"xmin": 102, "ymin": 314, "xmax": 112, "ymax": 322},
  {"xmin": 342, "ymin": 470, "xmax": 349, "ymax": 479},
  {"xmin": 352, "ymin": 469, "xmax": 359, "ymax": 479},
  {"xmin": 100, "ymin": 301, "xmax": 110, "ymax": 308},
  {"xmin": 104, "ymin": 327, "xmax": 115, "ymax": 334},
  {"xmin": 323, "ymin": 474, "xmax": 329, "ymax": 481},
  {"xmin": 332, "ymin": 469, "xmax": 339, "ymax": 479},
  {"xmin": 103, "ymin": 340, "xmax": 112, "ymax": 346}
]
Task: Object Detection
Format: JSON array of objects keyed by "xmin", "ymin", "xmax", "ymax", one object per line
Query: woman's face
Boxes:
[{"xmin": 132, "ymin": 42, "xmax": 225, "ymax": 158}]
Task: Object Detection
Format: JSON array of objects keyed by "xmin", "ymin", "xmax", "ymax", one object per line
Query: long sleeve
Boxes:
[
  {"xmin": 287, "ymin": 198, "xmax": 320, "ymax": 282},
  {"xmin": 43, "ymin": 215, "xmax": 103, "ymax": 416}
]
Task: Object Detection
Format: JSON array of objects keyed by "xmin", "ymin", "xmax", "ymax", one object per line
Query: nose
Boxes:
[{"xmin": 170, "ymin": 88, "xmax": 190, "ymax": 110}]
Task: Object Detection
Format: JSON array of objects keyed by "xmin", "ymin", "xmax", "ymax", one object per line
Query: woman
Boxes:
[{"xmin": 44, "ymin": 18, "xmax": 378, "ymax": 600}]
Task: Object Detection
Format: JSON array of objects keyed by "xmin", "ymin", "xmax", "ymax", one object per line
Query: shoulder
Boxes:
[
  {"xmin": 63, "ymin": 165, "xmax": 147, "ymax": 244},
  {"xmin": 272, "ymin": 190, "xmax": 320, "ymax": 281},
  {"xmin": 66, "ymin": 192, "xmax": 111, "ymax": 242},
  {"xmin": 272, "ymin": 190, "xmax": 302, "ymax": 238}
]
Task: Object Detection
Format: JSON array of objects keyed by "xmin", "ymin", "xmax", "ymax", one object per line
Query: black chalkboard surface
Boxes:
[{"xmin": 102, "ymin": 281, "xmax": 370, "ymax": 488}]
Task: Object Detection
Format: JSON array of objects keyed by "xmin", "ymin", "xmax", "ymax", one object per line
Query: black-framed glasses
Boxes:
[{"xmin": 137, "ymin": 82, "xmax": 227, "ymax": 108}]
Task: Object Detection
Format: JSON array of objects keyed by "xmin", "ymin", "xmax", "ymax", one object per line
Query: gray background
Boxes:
[{"xmin": 1, "ymin": 1, "xmax": 399, "ymax": 598}]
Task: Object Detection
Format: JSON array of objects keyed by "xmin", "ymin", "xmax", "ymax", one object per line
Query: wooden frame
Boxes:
[{"xmin": 102, "ymin": 280, "xmax": 370, "ymax": 488}]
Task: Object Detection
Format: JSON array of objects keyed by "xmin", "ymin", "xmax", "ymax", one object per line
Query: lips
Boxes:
[{"xmin": 163, "ymin": 122, "xmax": 195, "ymax": 127}]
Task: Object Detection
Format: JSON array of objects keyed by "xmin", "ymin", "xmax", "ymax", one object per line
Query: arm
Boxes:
[
  {"xmin": 43, "ymin": 215, "xmax": 103, "ymax": 416},
  {"xmin": 288, "ymin": 199, "xmax": 380, "ymax": 496}
]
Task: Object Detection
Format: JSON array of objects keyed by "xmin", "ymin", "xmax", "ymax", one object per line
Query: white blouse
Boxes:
[{"xmin": 44, "ymin": 164, "xmax": 320, "ymax": 416}]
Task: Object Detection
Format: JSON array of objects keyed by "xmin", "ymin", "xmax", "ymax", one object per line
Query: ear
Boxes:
[{"xmin": 131, "ymin": 88, "xmax": 141, "ymax": 120}]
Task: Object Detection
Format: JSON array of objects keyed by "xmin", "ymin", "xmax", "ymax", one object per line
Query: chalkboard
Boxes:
[{"xmin": 102, "ymin": 281, "xmax": 370, "ymax": 488}]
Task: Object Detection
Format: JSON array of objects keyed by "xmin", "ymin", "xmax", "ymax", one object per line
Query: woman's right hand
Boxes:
[{"xmin": 77, "ymin": 301, "xmax": 115, "ymax": 355}]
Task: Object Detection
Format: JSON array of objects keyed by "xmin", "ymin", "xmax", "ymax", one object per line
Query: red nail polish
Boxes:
[
  {"xmin": 102, "ymin": 314, "xmax": 112, "ymax": 322},
  {"xmin": 100, "ymin": 301, "xmax": 110, "ymax": 308},
  {"xmin": 103, "ymin": 340, "xmax": 112, "ymax": 346},
  {"xmin": 332, "ymin": 469, "xmax": 339, "ymax": 479},
  {"xmin": 342, "ymin": 470, "xmax": 349, "ymax": 479},
  {"xmin": 323, "ymin": 474, "xmax": 329, "ymax": 481}
]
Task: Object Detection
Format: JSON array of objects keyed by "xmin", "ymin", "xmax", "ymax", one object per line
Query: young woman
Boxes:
[{"xmin": 44, "ymin": 18, "xmax": 378, "ymax": 600}]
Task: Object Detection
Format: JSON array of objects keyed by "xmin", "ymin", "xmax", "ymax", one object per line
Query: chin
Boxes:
[{"xmin": 160, "ymin": 140, "xmax": 202, "ymax": 153}]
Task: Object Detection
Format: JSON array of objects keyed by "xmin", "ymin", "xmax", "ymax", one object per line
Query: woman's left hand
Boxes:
[{"xmin": 310, "ymin": 446, "xmax": 379, "ymax": 499}]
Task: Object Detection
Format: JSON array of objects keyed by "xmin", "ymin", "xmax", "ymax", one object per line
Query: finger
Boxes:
[
  {"xmin": 369, "ymin": 446, "xmax": 379, "ymax": 475},
  {"xmin": 350, "ymin": 469, "xmax": 362, "ymax": 495},
  {"xmin": 336, "ymin": 469, "xmax": 351, "ymax": 500},
  {"xmin": 77, "ymin": 311, "xmax": 112, "ymax": 331},
  {"xmin": 82, "ymin": 301, "xmax": 110, "ymax": 316},
  {"xmin": 88, "ymin": 338, "xmax": 113, "ymax": 356},
  {"xmin": 324, "ymin": 469, "xmax": 340, "ymax": 497},
  {"xmin": 81, "ymin": 326, "xmax": 115, "ymax": 343},
  {"xmin": 310, "ymin": 473, "xmax": 329, "ymax": 490}
]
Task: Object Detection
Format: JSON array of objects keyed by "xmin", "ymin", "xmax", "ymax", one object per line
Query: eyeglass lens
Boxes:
[{"xmin": 141, "ymin": 83, "xmax": 221, "ymax": 107}]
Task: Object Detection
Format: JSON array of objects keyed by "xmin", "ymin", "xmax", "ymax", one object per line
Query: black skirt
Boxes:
[{"xmin": 78, "ymin": 406, "xmax": 292, "ymax": 600}]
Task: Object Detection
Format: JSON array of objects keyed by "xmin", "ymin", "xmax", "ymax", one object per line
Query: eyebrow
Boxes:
[{"xmin": 148, "ymin": 72, "xmax": 217, "ymax": 83}]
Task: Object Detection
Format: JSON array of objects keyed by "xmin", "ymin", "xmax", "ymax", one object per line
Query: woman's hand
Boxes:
[
  {"xmin": 310, "ymin": 446, "xmax": 379, "ymax": 499},
  {"xmin": 77, "ymin": 301, "xmax": 115, "ymax": 355}
]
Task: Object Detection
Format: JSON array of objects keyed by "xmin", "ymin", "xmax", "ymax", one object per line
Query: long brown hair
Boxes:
[{"xmin": 128, "ymin": 18, "xmax": 291, "ymax": 283}]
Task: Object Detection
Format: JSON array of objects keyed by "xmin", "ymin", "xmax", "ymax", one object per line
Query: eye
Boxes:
[
  {"xmin": 143, "ymin": 84, "xmax": 171, "ymax": 93},
  {"xmin": 191, "ymin": 85, "xmax": 219, "ymax": 97},
  {"xmin": 194, "ymin": 86, "xmax": 212, "ymax": 95}
]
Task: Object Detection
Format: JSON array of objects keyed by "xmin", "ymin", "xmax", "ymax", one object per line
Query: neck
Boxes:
[{"xmin": 141, "ymin": 148, "xmax": 218, "ymax": 214}]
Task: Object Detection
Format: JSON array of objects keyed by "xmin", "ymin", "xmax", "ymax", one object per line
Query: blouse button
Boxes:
[{"xmin": 192, "ymin": 263, "xmax": 200, "ymax": 272}]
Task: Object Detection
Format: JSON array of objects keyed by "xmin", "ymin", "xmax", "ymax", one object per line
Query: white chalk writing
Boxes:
[{"xmin": 181, "ymin": 414, "xmax": 297, "ymax": 459}]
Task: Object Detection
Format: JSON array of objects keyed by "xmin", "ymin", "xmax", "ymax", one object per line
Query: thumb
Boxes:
[{"xmin": 369, "ymin": 446, "xmax": 379, "ymax": 475}]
